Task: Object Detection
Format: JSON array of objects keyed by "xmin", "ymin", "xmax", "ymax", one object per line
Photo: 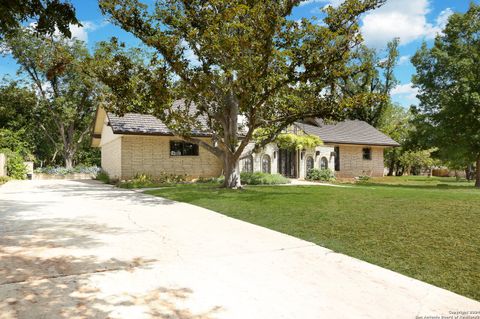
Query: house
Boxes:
[{"xmin": 91, "ymin": 105, "xmax": 399, "ymax": 180}]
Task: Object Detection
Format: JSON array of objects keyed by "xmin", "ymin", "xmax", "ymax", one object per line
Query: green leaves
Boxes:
[
  {"xmin": 3, "ymin": 27, "xmax": 99, "ymax": 167},
  {"xmin": 98, "ymin": 0, "xmax": 384, "ymax": 186},
  {"xmin": 0, "ymin": 0, "xmax": 80, "ymax": 39},
  {"xmin": 254, "ymin": 128, "xmax": 323, "ymax": 150},
  {"xmin": 411, "ymin": 4, "xmax": 480, "ymax": 169}
]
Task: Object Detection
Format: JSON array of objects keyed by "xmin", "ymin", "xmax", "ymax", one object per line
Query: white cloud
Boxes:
[
  {"xmin": 391, "ymin": 82, "xmax": 419, "ymax": 104},
  {"xmin": 435, "ymin": 8, "xmax": 454, "ymax": 31},
  {"xmin": 60, "ymin": 20, "xmax": 109, "ymax": 43},
  {"xmin": 300, "ymin": 0, "xmax": 343, "ymax": 8},
  {"xmin": 398, "ymin": 55, "xmax": 410, "ymax": 65},
  {"xmin": 360, "ymin": 1, "xmax": 453, "ymax": 48},
  {"xmin": 180, "ymin": 40, "xmax": 201, "ymax": 67}
]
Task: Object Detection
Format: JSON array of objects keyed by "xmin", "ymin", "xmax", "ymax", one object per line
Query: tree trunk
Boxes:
[
  {"xmin": 466, "ymin": 164, "xmax": 473, "ymax": 181},
  {"xmin": 222, "ymin": 153, "xmax": 241, "ymax": 189},
  {"xmin": 475, "ymin": 155, "xmax": 480, "ymax": 188},
  {"xmin": 387, "ymin": 158, "xmax": 395, "ymax": 176},
  {"xmin": 65, "ymin": 156, "xmax": 74, "ymax": 169}
]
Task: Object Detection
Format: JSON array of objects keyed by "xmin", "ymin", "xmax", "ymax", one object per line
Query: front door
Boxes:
[{"xmin": 278, "ymin": 149, "xmax": 297, "ymax": 178}]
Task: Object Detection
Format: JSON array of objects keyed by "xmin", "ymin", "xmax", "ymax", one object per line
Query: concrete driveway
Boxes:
[{"xmin": 0, "ymin": 180, "xmax": 478, "ymax": 319}]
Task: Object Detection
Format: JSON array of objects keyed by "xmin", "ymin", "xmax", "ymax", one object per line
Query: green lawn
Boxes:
[{"xmin": 146, "ymin": 178, "xmax": 480, "ymax": 301}]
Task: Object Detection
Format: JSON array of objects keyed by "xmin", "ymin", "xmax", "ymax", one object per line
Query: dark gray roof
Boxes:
[
  {"xmin": 295, "ymin": 120, "xmax": 399, "ymax": 147},
  {"xmin": 107, "ymin": 100, "xmax": 211, "ymax": 137},
  {"xmin": 105, "ymin": 99, "xmax": 398, "ymax": 146}
]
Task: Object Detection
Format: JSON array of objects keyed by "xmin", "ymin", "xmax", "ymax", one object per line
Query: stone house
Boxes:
[{"xmin": 91, "ymin": 106, "xmax": 399, "ymax": 180}]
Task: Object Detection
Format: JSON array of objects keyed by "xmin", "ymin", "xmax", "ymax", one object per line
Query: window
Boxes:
[
  {"xmin": 170, "ymin": 141, "xmax": 199, "ymax": 156},
  {"xmin": 362, "ymin": 147, "xmax": 372, "ymax": 160},
  {"xmin": 242, "ymin": 155, "xmax": 253, "ymax": 173},
  {"xmin": 334, "ymin": 146, "xmax": 340, "ymax": 171},
  {"xmin": 262, "ymin": 155, "xmax": 271, "ymax": 173},
  {"xmin": 320, "ymin": 157, "xmax": 328, "ymax": 170},
  {"xmin": 306, "ymin": 156, "xmax": 314, "ymax": 174}
]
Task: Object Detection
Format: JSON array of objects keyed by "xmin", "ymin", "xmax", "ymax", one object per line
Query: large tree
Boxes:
[
  {"xmin": 340, "ymin": 38, "xmax": 399, "ymax": 127},
  {"xmin": 0, "ymin": 0, "xmax": 80, "ymax": 39},
  {"xmin": 97, "ymin": 0, "xmax": 385, "ymax": 188},
  {"xmin": 378, "ymin": 103, "xmax": 412, "ymax": 176},
  {"xmin": 411, "ymin": 3, "xmax": 480, "ymax": 187},
  {"xmin": 3, "ymin": 28, "xmax": 100, "ymax": 168}
]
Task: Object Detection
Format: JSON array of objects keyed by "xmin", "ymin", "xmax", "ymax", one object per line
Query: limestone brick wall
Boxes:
[
  {"xmin": 120, "ymin": 135, "xmax": 222, "ymax": 179},
  {"xmin": 298, "ymin": 145, "xmax": 335, "ymax": 179},
  {"xmin": 335, "ymin": 144, "xmax": 385, "ymax": 178},
  {"xmin": 251, "ymin": 144, "xmax": 278, "ymax": 174},
  {"xmin": 101, "ymin": 138, "xmax": 122, "ymax": 179}
]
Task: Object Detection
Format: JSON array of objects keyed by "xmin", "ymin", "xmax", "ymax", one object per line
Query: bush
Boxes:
[
  {"xmin": 306, "ymin": 168, "xmax": 335, "ymax": 182},
  {"xmin": 118, "ymin": 172, "xmax": 187, "ymax": 189},
  {"xmin": 0, "ymin": 176, "xmax": 10, "ymax": 185},
  {"xmin": 95, "ymin": 170, "xmax": 110, "ymax": 183},
  {"xmin": 0, "ymin": 149, "xmax": 27, "ymax": 180},
  {"xmin": 355, "ymin": 175, "xmax": 371, "ymax": 183},
  {"xmin": 240, "ymin": 172, "xmax": 290, "ymax": 185},
  {"xmin": 34, "ymin": 165, "xmax": 101, "ymax": 175}
]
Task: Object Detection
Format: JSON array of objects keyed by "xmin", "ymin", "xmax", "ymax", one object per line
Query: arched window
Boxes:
[
  {"xmin": 262, "ymin": 155, "xmax": 271, "ymax": 173},
  {"xmin": 242, "ymin": 155, "xmax": 253, "ymax": 173},
  {"xmin": 320, "ymin": 157, "xmax": 328, "ymax": 170},
  {"xmin": 306, "ymin": 156, "xmax": 314, "ymax": 174}
]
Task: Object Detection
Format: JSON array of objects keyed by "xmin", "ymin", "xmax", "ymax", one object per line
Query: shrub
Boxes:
[
  {"xmin": 240, "ymin": 172, "xmax": 290, "ymax": 185},
  {"xmin": 34, "ymin": 165, "xmax": 101, "ymax": 175},
  {"xmin": 356, "ymin": 175, "xmax": 371, "ymax": 183},
  {"xmin": 0, "ymin": 149, "xmax": 27, "ymax": 180},
  {"xmin": 95, "ymin": 170, "xmax": 110, "ymax": 183},
  {"xmin": 118, "ymin": 172, "xmax": 187, "ymax": 188},
  {"xmin": 0, "ymin": 176, "xmax": 10, "ymax": 185},
  {"xmin": 306, "ymin": 168, "xmax": 335, "ymax": 182}
]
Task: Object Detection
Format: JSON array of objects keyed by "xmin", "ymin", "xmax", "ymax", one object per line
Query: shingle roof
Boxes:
[
  {"xmin": 295, "ymin": 120, "xmax": 400, "ymax": 147},
  {"xmin": 104, "ymin": 99, "xmax": 398, "ymax": 146},
  {"xmin": 107, "ymin": 100, "xmax": 212, "ymax": 137}
]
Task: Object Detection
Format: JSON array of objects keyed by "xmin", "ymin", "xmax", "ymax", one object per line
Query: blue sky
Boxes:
[{"xmin": 0, "ymin": 0, "xmax": 477, "ymax": 107}]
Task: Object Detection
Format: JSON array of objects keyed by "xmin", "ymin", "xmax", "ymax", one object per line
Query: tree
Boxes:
[
  {"xmin": 96, "ymin": 0, "xmax": 385, "ymax": 188},
  {"xmin": 411, "ymin": 3, "xmax": 480, "ymax": 187},
  {"xmin": 399, "ymin": 148, "xmax": 438, "ymax": 176},
  {"xmin": 0, "ymin": 0, "xmax": 79, "ymax": 39},
  {"xmin": 3, "ymin": 28, "xmax": 99, "ymax": 168},
  {"xmin": 378, "ymin": 103, "xmax": 412, "ymax": 175},
  {"xmin": 340, "ymin": 38, "xmax": 399, "ymax": 127}
]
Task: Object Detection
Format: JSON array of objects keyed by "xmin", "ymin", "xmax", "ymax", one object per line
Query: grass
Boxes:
[
  {"xmin": 357, "ymin": 175, "xmax": 475, "ymax": 188},
  {"xmin": 146, "ymin": 177, "xmax": 480, "ymax": 301}
]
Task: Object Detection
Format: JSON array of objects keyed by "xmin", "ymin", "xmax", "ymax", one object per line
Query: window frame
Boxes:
[
  {"xmin": 242, "ymin": 155, "xmax": 254, "ymax": 173},
  {"xmin": 320, "ymin": 157, "xmax": 329, "ymax": 170},
  {"xmin": 362, "ymin": 147, "xmax": 372, "ymax": 160},
  {"xmin": 262, "ymin": 154, "xmax": 271, "ymax": 174},
  {"xmin": 306, "ymin": 156, "xmax": 314, "ymax": 174},
  {"xmin": 169, "ymin": 140, "xmax": 199, "ymax": 156}
]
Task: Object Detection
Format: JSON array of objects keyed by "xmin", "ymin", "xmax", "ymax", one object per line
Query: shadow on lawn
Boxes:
[{"xmin": 0, "ymin": 198, "xmax": 222, "ymax": 319}]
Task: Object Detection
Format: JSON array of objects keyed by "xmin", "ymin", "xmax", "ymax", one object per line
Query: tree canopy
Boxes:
[
  {"xmin": 3, "ymin": 28, "xmax": 100, "ymax": 168},
  {"xmin": 411, "ymin": 3, "xmax": 480, "ymax": 187},
  {"xmin": 341, "ymin": 38, "xmax": 399, "ymax": 127},
  {"xmin": 96, "ymin": 0, "xmax": 385, "ymax": 188},
  {"xmin": 0, "ymin": 0, "xmax": 80, "ymax": 38}
]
